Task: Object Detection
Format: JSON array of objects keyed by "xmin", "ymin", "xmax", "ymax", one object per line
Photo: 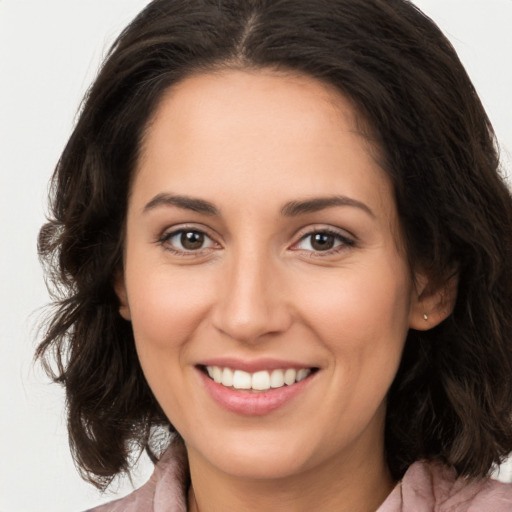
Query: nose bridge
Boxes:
[{"xmin": 212, "ymin": 241, "xmax": 290, "ymax": 343}]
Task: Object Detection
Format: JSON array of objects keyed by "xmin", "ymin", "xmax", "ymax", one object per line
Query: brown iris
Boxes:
[
  {"xmin": 181, "ymin": 231, "xmax": 205, "ymax": 250},
  {"xmin": 310, "ymin": 233, "xmax": 336, "ymax": 251}
]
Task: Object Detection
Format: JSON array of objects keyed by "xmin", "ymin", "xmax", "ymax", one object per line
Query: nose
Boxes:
[{"xmin": 211, "ymin": 248, "xmax": 292, "ymax": 344}]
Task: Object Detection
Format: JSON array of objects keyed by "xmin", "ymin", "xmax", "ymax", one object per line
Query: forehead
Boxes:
[
  {"xmin": 139, "ymin": 69, "xmax": 375, "ymax": 166},
  {"xmin": 134, "ymin": 69, "xmax": 393, "ymax": 220}
]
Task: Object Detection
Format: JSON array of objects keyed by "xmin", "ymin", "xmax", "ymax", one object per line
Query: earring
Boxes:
[{"xmin": 423, "ymin": 313, "xmax": 428, "ymax": 321}]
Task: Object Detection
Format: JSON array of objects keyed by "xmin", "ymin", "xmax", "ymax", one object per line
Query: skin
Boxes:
[{"xmin": 116, "ymin": 69, "xmax": 451, "ymax": 512}]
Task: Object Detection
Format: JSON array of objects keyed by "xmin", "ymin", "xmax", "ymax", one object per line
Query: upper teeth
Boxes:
[{"xmin": 206, "ymin": 366, "xmax": 311, "ymax": 391}]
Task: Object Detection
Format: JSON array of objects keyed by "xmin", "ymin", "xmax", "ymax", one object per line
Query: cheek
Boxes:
[
  {"xmin": 125, "ymin": 267, "xmax": 217, "ymax": 422},
  {"xmin": 298, "ymin": 268, "xmax": 410, "ymax": 335},
  {"xmin": 124, "ymin": 264, "xmax": 218, "ymax": 405},
  {"xmin": 127, "ymin": 265, "xmax": 215, "ymax": 347},
  {"xmin": 294, "ymin": 259, "xmax": 412, "ymax": 381}
]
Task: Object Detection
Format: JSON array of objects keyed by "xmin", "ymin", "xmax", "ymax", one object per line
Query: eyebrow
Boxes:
[
  {"xmin": 143, "ymin": 193, "xmax": 374, "ymax": 218},
  {"xmin": 281, "ymin": 196, "xmax": 375, "ymax": 218},
  {"xmin": 143, "ymin": 193, "xmax": 219, "ymax": 215}
]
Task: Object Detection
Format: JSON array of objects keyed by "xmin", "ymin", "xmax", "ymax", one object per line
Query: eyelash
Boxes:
[
  {"xmin": 157, "ymin": 226, "xmax": 355, "ymax": 257},
  {"xmin": 292, "ymin": 228, "xmax": 355, "ymax": 257},
  {"xmin": 157, "ymin": 226, "xmax": 219, "ymax": 256}
]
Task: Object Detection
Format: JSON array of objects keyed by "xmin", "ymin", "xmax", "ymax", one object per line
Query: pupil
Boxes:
[
  {"xmin": 311, "ymin": 233, "xmax": 334, "ymax": 251},
  {"xmin": 181, "ymin": 231, "xmax": 204, "ymax": 250}
]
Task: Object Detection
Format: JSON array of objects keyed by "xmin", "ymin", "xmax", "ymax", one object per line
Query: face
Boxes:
[{"xmin": 117, "ymin": 70, "xmax": 430, "ymax": 483}]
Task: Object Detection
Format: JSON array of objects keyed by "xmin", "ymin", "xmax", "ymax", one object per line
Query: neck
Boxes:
[{"xmin": 186, "ymin": 444, "xmax": 395, "ymax": 512}]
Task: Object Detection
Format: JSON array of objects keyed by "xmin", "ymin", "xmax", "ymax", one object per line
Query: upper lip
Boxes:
[{"xmin": 197, "ymin": 357, "xmax": 318, "ymax": 373}]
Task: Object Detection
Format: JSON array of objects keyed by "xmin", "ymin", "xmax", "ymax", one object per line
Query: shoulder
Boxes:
[
  {"xmin": 380, "ymin": 460, "xmax": 512, "ymax": 512},
  {"xmin": 85, "ymin": 441, "xmax": 189, "ymax": 512}
]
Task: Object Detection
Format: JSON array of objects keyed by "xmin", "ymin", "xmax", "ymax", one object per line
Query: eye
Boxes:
[
  {"xmin": 160, "ymin": 229, "xmax": 217, "ymax": 253},
  {"xmin": 293, "ymin": 229, "xmax": 354, "ymax": 253}
]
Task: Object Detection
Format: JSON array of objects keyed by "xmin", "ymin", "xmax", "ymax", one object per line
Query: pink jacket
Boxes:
[{"xmin": 88, "ymin": 442, "xmax": 512, "ymax": 511}]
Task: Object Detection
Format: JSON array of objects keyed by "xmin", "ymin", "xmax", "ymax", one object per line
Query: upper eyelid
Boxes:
[
  {"xmin": 157, "ymin": 225, "xmax": 221, "ymax": 252},
  {"xmin": 158, "ymin": 223, "xmax": 218, "ymax": 240},
  {"xmin": 156, "ymin": 223, "xmax": 354, "ymax": 249},
  {"xmin": 288, "ymin": 226, "xmax": 356, "ymax": 254},
  {"xmin": 161, "ymin": 228, "xmax": 214, "ymax": 242},
  {"xmin": 157, "ymin": 227, "xmax": 221, "ymax": 257},
  {"xmin": 292, "ymin": 224, "xmax": 355, "ymax": 242}
]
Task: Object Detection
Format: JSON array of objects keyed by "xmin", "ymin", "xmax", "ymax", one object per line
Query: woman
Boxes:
[{"xmin": 37, "ymin": 0, "xmax": 512, "ymax": 510}]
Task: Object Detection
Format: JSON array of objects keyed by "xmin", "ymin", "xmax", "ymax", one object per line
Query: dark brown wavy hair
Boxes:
[{"xmin": 37, "ymin": 0, "xmax": 512, "ymax": 490}]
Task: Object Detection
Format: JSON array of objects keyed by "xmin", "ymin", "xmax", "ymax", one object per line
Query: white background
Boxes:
[{"xmin": 0, "ymin": 1, "xmax": 511, "ymax": 511}]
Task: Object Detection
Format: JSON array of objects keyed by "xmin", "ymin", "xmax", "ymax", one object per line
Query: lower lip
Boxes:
[{"xmin": 199, "ymin": 370, "xmax": 314, "ymax": 416}]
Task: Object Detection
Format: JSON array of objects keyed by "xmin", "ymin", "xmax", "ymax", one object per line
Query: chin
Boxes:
[{"xmin": 187, "ymin": 429, "xmax": 314, "ymax": 480}]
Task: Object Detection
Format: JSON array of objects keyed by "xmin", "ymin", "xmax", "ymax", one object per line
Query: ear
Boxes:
[
  {"xmin": 113, "ymin": 271, "xmax": 131, "ymax": 321},
  {"xmin": 409, "ymin": 270, "xmax": 458, "ymax": 330}
]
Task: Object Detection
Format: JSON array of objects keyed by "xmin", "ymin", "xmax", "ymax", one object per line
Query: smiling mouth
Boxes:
[{"xmin": 200, "ymin": 365, "xmax": 319, "ymax": 392}]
